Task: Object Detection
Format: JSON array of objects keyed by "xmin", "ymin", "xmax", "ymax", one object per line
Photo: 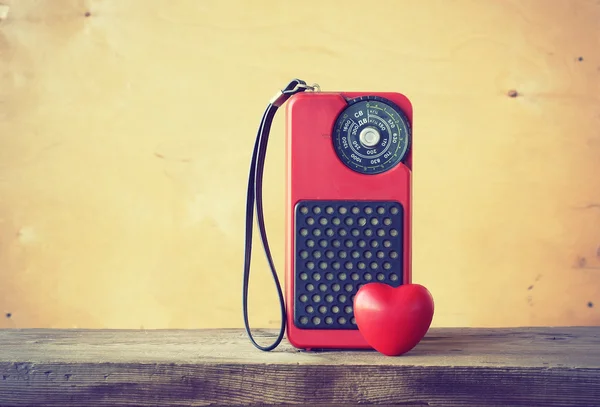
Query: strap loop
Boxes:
[{"xmin": 242, "ymin": 79, "xmax": 318, "ymax": 351}]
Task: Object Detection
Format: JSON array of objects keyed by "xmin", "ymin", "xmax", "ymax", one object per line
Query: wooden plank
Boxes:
[{"xmin": 0, "ymin": 327, "xmax": 599, "ymax": 406}]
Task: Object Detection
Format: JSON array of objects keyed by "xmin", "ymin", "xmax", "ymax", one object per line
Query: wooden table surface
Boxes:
[{"xmin": 0, "ymin": 327, "xmax": 599, "ymax": 406}]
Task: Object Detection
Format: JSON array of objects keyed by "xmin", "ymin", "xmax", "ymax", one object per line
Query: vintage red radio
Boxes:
[{"xmin": 243, "ymin": 79, "xmax": 414, "ymax": 352}]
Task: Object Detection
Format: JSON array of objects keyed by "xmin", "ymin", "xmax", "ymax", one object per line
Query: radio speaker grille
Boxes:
[{"xmin": 293, "ymin": 200, "xmax": 404, "ymax": 330}]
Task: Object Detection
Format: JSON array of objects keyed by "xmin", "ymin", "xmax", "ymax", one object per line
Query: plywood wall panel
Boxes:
[{"xmin": 0, "ymin": 0, "xmax": 599, "ymax": 329}]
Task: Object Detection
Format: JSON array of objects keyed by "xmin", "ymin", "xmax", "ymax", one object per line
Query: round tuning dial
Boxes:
[{"xmin": 332, "ymin": 96, "xmax": 411, "ymax": 175}]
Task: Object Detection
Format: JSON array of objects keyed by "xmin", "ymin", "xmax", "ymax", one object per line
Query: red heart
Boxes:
[{"xmin": 354, "ymin": 283, "xmax": 434, "ymax": 356}]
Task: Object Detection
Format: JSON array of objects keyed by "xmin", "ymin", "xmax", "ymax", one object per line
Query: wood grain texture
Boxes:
[
  {"xmin": 0, "ymin": 0, "xmax": 600, "ymax": 331},
  {"xmin": 0, "ymin": 327, "xmax": 599, "ymax": 406}
]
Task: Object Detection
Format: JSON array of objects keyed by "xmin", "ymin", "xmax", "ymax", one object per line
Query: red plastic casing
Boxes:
[{"xmin": 284, "ymin": 91, "xmax": 413, "ymax": 350}]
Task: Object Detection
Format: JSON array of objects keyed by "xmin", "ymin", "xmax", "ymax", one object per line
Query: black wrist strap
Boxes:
[{"xmin": 242, "ymin": 79, "xmax": 318, "ymax": 351}]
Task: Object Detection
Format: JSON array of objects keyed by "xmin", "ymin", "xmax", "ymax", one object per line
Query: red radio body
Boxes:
[{"xmin": 284, "ymin": 91, "xmax": 413, "ymax": 350}]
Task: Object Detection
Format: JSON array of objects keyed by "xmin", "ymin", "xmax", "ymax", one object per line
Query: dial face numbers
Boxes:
[{"xmin": 332, "ymin": 96, "xmax": 411, "ymax": 175}]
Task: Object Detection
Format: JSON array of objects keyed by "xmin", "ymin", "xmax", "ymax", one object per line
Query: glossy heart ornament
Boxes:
[{"xmin": 354, "ymin": 283, "xmax": 434, "ymax": 356}]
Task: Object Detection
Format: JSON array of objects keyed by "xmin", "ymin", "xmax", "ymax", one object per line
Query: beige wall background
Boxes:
[{"xmin": 0, "ymin": 0, "xmax": 599, "ymax": 330}]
